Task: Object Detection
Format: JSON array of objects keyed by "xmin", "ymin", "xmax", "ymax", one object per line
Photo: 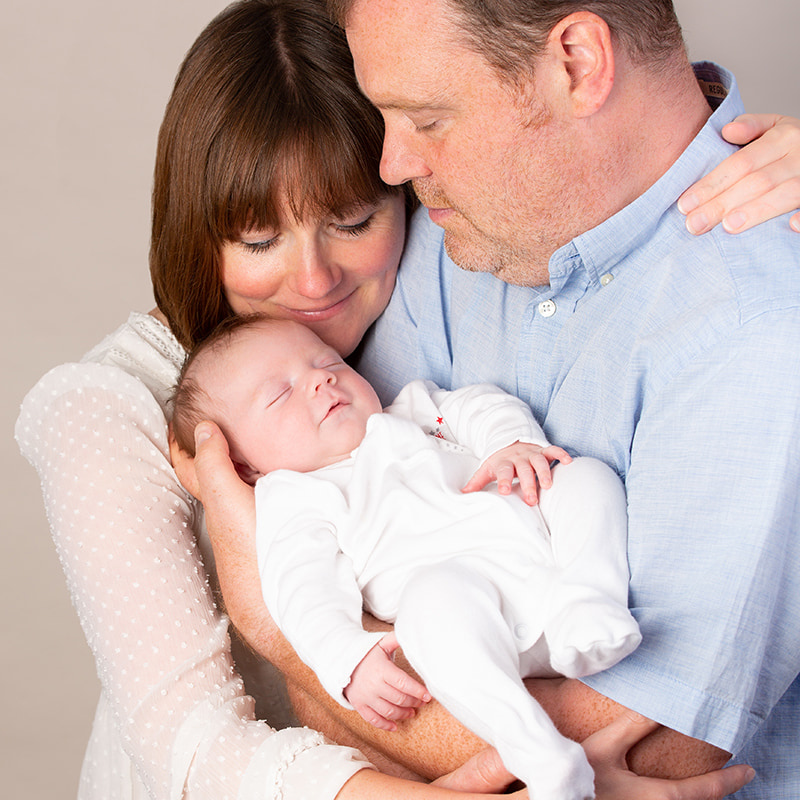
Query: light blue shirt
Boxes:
[{"xmin": 358, "ymin": 64, "xmax": 800, "ymax": 798}]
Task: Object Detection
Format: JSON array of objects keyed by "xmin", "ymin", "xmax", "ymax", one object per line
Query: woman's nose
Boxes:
[{"xmin": 288, "ymin": 239, "xmax": 341, "ymax": 299}]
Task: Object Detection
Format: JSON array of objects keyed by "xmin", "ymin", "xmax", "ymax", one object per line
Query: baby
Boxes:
[{"xmin": 172, "ymin": 314, "xmax": 641, "ymax": 800}]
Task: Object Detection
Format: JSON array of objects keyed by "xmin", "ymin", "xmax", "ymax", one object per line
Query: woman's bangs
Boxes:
[
  {"xmin": 209, "ymin": 90, "xmax": 389, "ymax": 238},
  {"xmin": 278, "ymin": 122, "xmax": 389, "ymax": 222}
]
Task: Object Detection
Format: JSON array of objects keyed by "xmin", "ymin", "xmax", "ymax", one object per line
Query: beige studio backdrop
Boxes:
[{"xmin": 1, "ymin": 1, "xmax": 798, "ymax": 797}]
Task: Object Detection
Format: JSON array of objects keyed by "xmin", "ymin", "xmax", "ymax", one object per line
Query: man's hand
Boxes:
[
  {"xmin": 462, "ymin": 441, "xmax": 571, "ymax": 506},
  {"xmin": 584, "ymin": 710, "xmax": 755, "ymax": 800},
  {"xmin": 679, "ymin": 113, "xmax": 800, "ymax": 234},
  {"xmin": 345, "ymin": 633, "xmax": 431, "ymax": 731}
]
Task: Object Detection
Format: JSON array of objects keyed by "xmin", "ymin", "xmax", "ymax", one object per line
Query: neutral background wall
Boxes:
[{"xmin": 2, "ymin": 1, "xmax": 798, "ymax": 796}]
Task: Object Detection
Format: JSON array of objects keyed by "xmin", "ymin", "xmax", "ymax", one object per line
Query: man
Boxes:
[
  {"xmin": 326, "ymin": 0, "xmax": 799, "ymax": 797},
  {"xmin": 182, "ymin": 0, "xmax": 799, "ymax": 796}
]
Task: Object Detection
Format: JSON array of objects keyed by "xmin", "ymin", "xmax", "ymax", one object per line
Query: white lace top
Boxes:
[{"xmin": 15, "ymin": 311, "xmax": 371, "ymax": 800}]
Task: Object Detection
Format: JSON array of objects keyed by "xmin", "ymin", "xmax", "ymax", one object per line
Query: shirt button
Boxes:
[
  {"xmin": 538, "ymin": 300, "xmax": 557, "ymax": 318},
  {"xmin": 600, "ymin": 272, "xmax": 614, "ymax": 287},
  {"xmin": 514, "ymin": 623, "xmax": 529, "ymax": 640}
]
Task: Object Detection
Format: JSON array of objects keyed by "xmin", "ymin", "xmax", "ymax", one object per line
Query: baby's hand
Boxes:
[
  {"xmin": 462, "ymin": 441, "xmax": 572, "ymax": 506},
  {"xmin": 344, "ymin": 633, "xmax": 431, "ymax": 731}
]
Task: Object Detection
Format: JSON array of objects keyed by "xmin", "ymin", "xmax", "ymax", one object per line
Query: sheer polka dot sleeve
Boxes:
[{"xmin": 16, "ymin": 358, "xmax": 371, "ymax": 799}]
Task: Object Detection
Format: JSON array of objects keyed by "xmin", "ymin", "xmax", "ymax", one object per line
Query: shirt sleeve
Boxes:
[
  {"xmin": 15, "ymin": 362, "xmax": 372, "ymax": 800},
  {"xmin": 581, "ymin": 309, "xmax": 800, "ymax": 754},
  {"xmin": 256, "ymin": 473, "xmax": 384, "ymax": 707}
]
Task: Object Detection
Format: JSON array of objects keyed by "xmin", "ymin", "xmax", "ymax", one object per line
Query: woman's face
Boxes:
[{"xmin": 220, "ymin": 193, "xmax": 406, "ymax": 356}]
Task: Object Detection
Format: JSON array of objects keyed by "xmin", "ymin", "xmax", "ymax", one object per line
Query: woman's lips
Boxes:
[{"xmin": 279, "ymin": 292, "xmax": 353, "ymax": 322}]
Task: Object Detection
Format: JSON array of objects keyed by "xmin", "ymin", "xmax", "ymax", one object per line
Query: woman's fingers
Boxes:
[
  {"xmin": 431, "ymin": 746, "xmax": 517, "ymax": 794},
  {"xmin": 678, "ymin": 113, "xmax": 800, "ymax": 234},
  {"xmin": 192, "ymin": 421, "xmax": 256, "ymax": 542}
]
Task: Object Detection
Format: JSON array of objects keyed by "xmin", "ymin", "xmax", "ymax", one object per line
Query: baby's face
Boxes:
[{"xmin": 203, "ymin": 319, "xmax": 382, "ymax": 480}]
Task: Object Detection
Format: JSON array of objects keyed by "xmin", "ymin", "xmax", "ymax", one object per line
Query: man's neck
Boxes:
[
  {"xmin": 606, "ymin": 60, "xmax": 714, "ymax": 212},
  {"xmin": 529, "ymin": 60, "xmax": 713, "ymax": 283}
]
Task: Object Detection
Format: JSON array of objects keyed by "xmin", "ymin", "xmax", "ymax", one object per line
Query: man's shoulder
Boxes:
[{"xmin": 703, "ymin": 217, "xmax": 800, "ymax": 321}]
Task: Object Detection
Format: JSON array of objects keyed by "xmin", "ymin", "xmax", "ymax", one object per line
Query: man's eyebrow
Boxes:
[
  {"xmin": 377, "ymin": 100, "xmax": 450, "ymax": 113},
  {"xmin": 368, "ymin": 85, "xmax": 454, "ymax": 114}
]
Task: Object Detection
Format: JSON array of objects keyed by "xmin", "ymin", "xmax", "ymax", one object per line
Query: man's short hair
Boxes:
[{"xmin": 327, "ymin": 0, "xmax": 685, "ymax": 80}]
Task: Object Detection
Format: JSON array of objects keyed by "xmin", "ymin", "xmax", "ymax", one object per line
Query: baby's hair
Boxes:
[{"xmin": 171, "ymin": 312, "xmax": 273, "ymax": 456}]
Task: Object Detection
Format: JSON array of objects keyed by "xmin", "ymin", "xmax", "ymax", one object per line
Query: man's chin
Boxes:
[{"xmin": 441, "ymin": 230, "xmax": 500, "ymax": 276}]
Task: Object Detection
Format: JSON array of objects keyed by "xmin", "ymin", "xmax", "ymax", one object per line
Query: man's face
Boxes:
[{"xmin": 346, "ymin": 0, "xmax": 579, "ymax": 286}]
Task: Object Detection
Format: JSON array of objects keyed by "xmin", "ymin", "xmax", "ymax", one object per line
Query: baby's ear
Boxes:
[{"xmin": 232, "ymin": 460, "xmax": 262, "ymax": 487}]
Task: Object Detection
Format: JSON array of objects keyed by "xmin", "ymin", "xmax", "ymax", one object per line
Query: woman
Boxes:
[{"xmin": 15, "ymin": 0, "xmax": 797, "ymax": 797}]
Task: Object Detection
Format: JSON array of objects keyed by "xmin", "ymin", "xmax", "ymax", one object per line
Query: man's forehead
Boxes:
[{"xmin": 345, "ymin": 0, "xmax": 473, "ymax": 107}]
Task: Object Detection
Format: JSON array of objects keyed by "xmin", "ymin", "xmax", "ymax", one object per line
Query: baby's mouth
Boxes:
[{"xmin": 323, "ymin": 400, "xmax": 346, "ymax": 421}]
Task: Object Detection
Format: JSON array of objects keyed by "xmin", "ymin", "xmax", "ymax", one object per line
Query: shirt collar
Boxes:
[{"xmin": 549, "ymin": 63, "xmax": 743, "ymax": 289}]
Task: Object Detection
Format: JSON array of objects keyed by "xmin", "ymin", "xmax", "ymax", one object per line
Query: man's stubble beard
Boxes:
[{"xmin": 413, "ymin": 178, "xmax": 552, "ymax": 287}]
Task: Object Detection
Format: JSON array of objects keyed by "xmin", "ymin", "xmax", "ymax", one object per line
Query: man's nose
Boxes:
[{"xmin": 380, "ymin": 122, "xmax": 432, "ymax": 186}]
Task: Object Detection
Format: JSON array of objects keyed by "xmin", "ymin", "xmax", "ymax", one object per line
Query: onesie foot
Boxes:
[{"xmin": 545, "ymin": 598, "xmax": 641, "ymax": 678}]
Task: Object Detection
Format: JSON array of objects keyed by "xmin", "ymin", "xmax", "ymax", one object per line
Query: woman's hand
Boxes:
[
  {"xmin": 170, "ymin": 421, "xmax": 256, "ymax": 545},
  {"xmin": 678, "ymin": 113, "xmax": 800, "ymax": 234},
  {"xmin": 586, "ymin": 710, "xmax": 755, "ymax": 800},
  {"xmin": 431, "ymin": 746, "xmax": 522, "ymax": 795},
  {"xmin": 170, "ymin": 421, "xmax": 282, "ymax": 657}
]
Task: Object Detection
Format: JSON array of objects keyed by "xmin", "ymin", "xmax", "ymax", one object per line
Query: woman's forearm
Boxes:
[
  {"xmin": 335, "ymin": 769, "xmax": 520, "ymax": 800},
  {"xmin": 289, "ymin": 677, "xmax": 485, "ymax": 780}
]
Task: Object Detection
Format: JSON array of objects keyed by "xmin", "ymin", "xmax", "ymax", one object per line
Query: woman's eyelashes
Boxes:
[
  {"xmin": 335, "ymin": 215, "xmax": 374, "ymax": 236},
  {"xmin": 238, "ymin": 211, "xmax": 377, "ymax": 254},
  {"xmin": 241, "ymin": 236, "xmax": 278, "ymax": 255}
]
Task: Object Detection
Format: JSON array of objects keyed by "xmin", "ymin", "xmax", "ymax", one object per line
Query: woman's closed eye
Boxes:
[
  {"xmin": 241, "ymin": 235, "xmax": 279, "ymax": 255},
  {"xmin": 332, "ymin": 211, "xmax": 375, "ymax": 237}
]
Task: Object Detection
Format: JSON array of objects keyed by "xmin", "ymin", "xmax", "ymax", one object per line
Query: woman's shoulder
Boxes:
[
  {"xmin": 16, "ymin": 312, "xmax": 186, "ymax": 460},
  {"xmin": 80, "ymin": 311, "xmax": 186, "ymax": 408},
  {"xmin": 23, "ymin": 311, "xmax": 185, "ymax": 413}
]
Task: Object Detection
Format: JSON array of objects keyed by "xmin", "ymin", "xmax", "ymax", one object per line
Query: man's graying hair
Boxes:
[{"xmin": 326, "ymin": 0, "xmax": 685, "ymax": 79}]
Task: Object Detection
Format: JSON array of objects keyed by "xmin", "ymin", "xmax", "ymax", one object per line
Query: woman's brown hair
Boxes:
[{"xmin": 150, "ymin": 0, "xmax": 404, "ymax": 350}]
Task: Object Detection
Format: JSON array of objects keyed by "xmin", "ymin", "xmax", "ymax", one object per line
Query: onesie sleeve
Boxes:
[
  {"xmin": 16, "ymin": 362, "xmax": 371, "ymax": 800},
  {"xmin": 256, "ymin": 473, "xmax": 384, "ymax": 707},
  {"xmin": 431, "ymin": 382, "xmax": 550, "ymax": 459}
]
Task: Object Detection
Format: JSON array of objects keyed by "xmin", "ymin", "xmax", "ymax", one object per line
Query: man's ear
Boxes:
[{"xmin": 547, "ymin": 11, "xmax": 615, "ymax": 118}]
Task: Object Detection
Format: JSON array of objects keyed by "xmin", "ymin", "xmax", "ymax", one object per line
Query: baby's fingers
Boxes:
[
  {"xmin": 462, "ymin": 462, "xmax": 494, "ymax": 494},
  {"xmin": 354, "ymin": 701, "xmax": 408, "ymax": 731},
  {"xmin": 512, "ymin": 460, "xmax": 540, "ymax": 505},
  {"xmin": 383, "ymin": 662, "xmax": 431, "ymax": 706},
  {"xmin": 540, "ymin": 445, "xmax": 572, "ymax": 465}
]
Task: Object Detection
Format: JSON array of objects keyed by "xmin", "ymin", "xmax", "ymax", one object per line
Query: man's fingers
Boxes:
[
  {"xmin": 667, "ymin": 765, "xmax": 755, "ymax": 800},
  {"xmin": 582, "ymin": 709, "xmax": 660, "ymax": 765}
]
